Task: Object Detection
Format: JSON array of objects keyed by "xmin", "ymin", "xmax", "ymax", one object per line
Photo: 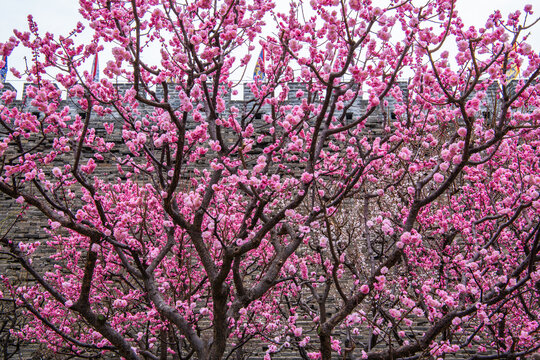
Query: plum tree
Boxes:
[{"xmin": 0, "ymin": 0, "xmax": 539, "ymax": 359}]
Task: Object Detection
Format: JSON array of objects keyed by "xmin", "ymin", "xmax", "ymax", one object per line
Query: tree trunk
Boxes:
[
  {"xmin": 209, "ymin": 284, "xmax": 229, "ymax": 360},
  {"xmin": 320, "ymin": 331, "xmax": 333, "ymax": 360}
]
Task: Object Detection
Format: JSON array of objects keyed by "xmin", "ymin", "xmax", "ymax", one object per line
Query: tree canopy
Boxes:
[{"xmin": 0, "ymin": 0, "xmax": 539, "ymax": 359}]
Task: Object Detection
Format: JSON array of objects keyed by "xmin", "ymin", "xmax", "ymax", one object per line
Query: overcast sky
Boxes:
[{"xmin": 1, "ymin": 0, "xmax": 539, "ymax": 96}]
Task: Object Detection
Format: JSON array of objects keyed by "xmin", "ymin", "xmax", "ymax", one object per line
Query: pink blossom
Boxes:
[
  {"xmin": 399, "ymin": 147, "xmax": 412, "ymax": 161},
  {"xmin": 298, "ymin": 225, "xmax": 310, "ymax": 234},
  {"xmin": 299, "ymin": 336, "xmax": 310, "ymax": 347},
  {"xmin": 388, "ymin": 308, "xmax": 402, "ymax": 318},
  {"xmin": 377, "ymin": 30, "xmax": 391, "ymax": 41},
  {"xmin": 433, "ymin": 173, "xmax": 444, "ymax": 183},
  {"xmin": 301, "ymin": 172, "xmax": 313, "ymax": 183}
]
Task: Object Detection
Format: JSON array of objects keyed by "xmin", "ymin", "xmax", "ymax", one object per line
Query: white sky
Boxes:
[{"xmin": 1, "ymin": 0, "xmax": 539, "ymax": 97}]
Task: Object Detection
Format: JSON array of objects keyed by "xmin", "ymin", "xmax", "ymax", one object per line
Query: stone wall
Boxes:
[{"xmin": 0, "ymin": 79, "xmax": 511, "ymax": 359}]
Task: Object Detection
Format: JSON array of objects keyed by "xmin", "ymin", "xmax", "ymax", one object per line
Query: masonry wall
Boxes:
[{"xmin": 0, "ymin": 79, "xmax": 506, "ymax": 359}]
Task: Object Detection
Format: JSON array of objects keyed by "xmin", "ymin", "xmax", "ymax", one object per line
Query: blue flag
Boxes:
[
  {"xmin": 253, "ymin": 49, "xmax": 265, "ymax": 80},
  {"xmin": 505, "ymin": 44, "xmax": 520, "ymax": 81},
  {"xmin": 91, "ymin": 53, "xmax": 99, "ymax": 82},
  {"xmin": 0, "ymin": 55, "xmax": 8, "ymax": 83}
]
